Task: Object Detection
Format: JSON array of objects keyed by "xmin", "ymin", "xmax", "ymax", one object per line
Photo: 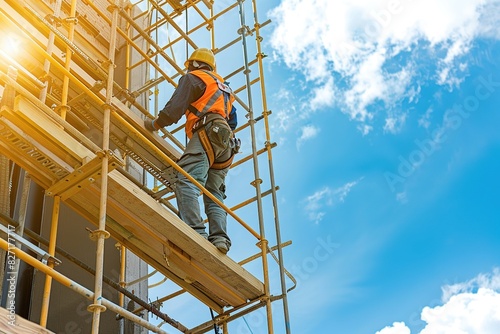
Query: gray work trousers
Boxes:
[{"xmin": 174, "ymin": 121, "xmax": 233, "ymax": 248}]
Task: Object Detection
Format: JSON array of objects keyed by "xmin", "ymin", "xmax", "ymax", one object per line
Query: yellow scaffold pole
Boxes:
[{"xmin": 88, "ymin": 1, "xmax": 119, "ymax": 332}]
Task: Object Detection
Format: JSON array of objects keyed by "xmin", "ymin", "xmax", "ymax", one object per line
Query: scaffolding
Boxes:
[{"xmin": 0, "ymin": 0, "xmax": 293, "ymax": 333}]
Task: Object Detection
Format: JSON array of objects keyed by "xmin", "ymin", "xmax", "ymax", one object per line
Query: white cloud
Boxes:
[
  {"xmin": 296, "ymin": 124, "xmax": 319, "ymax": 149},
  {"xmin": 303, "ymin": 179, "xmax": 363, "ymax": 223},
  {"xmin": 420, "ymin": 288, "xmax": 500, "ymax": 334},
  {"xmin": 269, "ymin": 0, "xmax": 500, "ymax": 133},
  {"xmin": 384, "ymin": 112, "xmax": 408, "ymax": 134},
  {"xmin": 358, "ymin": 124, "xmax": 373, "ymax": 136},
  {"xmin": 375, "ymin": 268, "xmax": 500, "ymax": 334},
  {"xmin": 274, "ymin": 87, "xmax": 296, "ymax": 131},
  {"xmin": 335, "ymin": 179, "xmax": 362, "ymax": 203},
  {"xmin": 441, "ymin": 268, "xmax": 500, "ymax": 303},
  {"xmin": 376, "ymin": 322, "xmax": 411, "ymax": 334},
  {"xmin": 304, "ymin": 187, "xmax": 332, "ymax": 224},
  {"xmin": 310, "ymin": 77, "xmax": 336, "ymax": 111},
  {"xmin": 477, "ymin": 1, "xmax": 500, "ymax": 39},
  {"xmin": 418, "ymin": 107, "xmax": 433, "ymax": 129}
]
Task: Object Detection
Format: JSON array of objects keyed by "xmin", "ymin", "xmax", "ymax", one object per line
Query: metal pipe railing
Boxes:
[
  {"xmin": 0, "ymin": 212, "xmax": 187, "ymax": 331},
  {"xmin": 252, "ymin": 0, "xmax": 292, "ymax": 332},
  {"xmin": 237, "ymin": 1, "xmax": 273, "ymax": 332},
  {"xmin": 0, "ymin": 237, "xmax": 168, "ymax": 334}
]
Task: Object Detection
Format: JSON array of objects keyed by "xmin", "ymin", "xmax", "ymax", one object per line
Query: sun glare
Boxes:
[{"xmin": 3, "ymin": 34, "xmax": 21, "ymax": 55}]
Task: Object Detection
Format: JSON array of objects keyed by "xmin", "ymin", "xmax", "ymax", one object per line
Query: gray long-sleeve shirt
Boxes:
[{"xmin": 155, "ymin": 72, "xmax": 206, "ymax": 128}]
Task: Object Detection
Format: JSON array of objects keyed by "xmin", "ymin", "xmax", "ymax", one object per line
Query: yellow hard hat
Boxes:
[{"xmin": 184, "ymin": 48, "xmax": 216, "ymax": 70}]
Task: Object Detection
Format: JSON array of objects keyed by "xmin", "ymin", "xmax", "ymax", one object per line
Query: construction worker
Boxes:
[{"xmin": 144, "ymin": 48, "xmax": 239, "ymax": 254}]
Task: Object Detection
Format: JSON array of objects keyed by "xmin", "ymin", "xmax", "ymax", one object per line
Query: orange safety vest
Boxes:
[{"xmin": 185, "ymin": 70, "xmax": 234, "ymax": 138}]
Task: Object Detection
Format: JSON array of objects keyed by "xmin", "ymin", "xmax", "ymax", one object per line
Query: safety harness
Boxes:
[
  {"xmin": 189, "ymin": 71, "xmax": 240, "ymax": 170},
  {"xmin": 194, "ymin": 115, "xmax": 236, "ymax": 169},
  {"xmin": 186, "ymin": 70, "xmax": 232, "ymax": 120}
]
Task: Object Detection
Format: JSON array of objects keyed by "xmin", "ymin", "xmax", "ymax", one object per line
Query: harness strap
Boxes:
[
  {"xmin": 187, "ymin": 88, "xmax": 222, "ymax": 118},
  {"xmin": 195, "ymin": 117, "xmax": 235, "ymax": 170},
  {"xmin": 192, "ymin": 112, "xmax": 224, "ymax": 133},
  {"xmin": 212, "ymin": 154, "xmax": 234, "ymax": 170},
  {"xmin": 188, "ymin": 70, "xmax": 232, "ymax": 119},
  {"xmin": 197, "ymin": 128, "xmax": 215, "ymax": 168},
  {"xmin": 201, "ymin": 70, "xmax": 232, "ymax": 118}
]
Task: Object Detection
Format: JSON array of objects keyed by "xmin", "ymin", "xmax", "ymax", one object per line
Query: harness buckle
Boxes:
[
  {"xmin": 230, "ymin": 137, "xmax": 241, "ymax": 154},
  {"xmin": 192, "ymin": 115, "xmax": 208, "ymax": 133}
]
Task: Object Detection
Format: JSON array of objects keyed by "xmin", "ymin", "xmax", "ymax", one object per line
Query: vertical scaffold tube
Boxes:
[
  {"xmin": 39, "ymin": 0, "xmax": 66, "ymax": 325},
  {"xmin": 251, "ymin": 0, "xmax": 292, "ymax": 332},
  {"xmin": 210, "ymin": 4, "xmax": 215, "ymax": 50},
  {"xmin": 39, "ymin": 0, "xmax": 63, "ymax": 103},
  {"xmin": 40, "ymin": 196, "xmax": 61, "ymax": 327},
  {"xmin": 89, "ymin": 1, "xmax": 119, "ymax": 332},
  {"xmin": 124, "ymin": 3, "xmax": 131, "ymax": 105},
  {"xmin": 57, "ymin": 0, "xmax": 78, "ymax": 119},
  {"xmin": 237, "ymin": 1, "xmax": 274, "ymax": 333},
  {"xmin": 119, "ymin": 244, "xmax": 126, "ymax": 334}
]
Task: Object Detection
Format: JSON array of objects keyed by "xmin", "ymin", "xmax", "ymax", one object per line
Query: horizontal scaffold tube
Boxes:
[
  {"xmin": 0, "ymin": 207, "xmax": 184, "ymax": 330},
  {"xmin": 0, "ymin": 238, "xmax": 168, "ymax": 334}
]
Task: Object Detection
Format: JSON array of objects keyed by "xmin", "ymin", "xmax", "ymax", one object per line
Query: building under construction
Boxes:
[{"xmin": 0, "ymin": 0, "xmax": 293, "ymax": 333}]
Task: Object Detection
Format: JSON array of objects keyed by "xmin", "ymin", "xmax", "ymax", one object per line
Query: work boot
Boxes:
[{"xmin": 213, "ymin": 241, "xmax": 229, "ymax": 254}]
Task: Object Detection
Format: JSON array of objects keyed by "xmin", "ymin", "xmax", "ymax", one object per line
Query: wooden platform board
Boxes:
[
  {"xmin": 0, "ymin": 96, "xmax": 264, "ymax": 312},
  {"xmin": 0, "ymin": 307, "xmax": 54, "ymax": 334}
]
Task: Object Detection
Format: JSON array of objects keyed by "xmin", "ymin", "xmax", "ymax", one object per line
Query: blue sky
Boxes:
[
  {"xmin": 146, "ymin": 0, "xmax": 500, "ymax": 333},
  {"xmin": 242, "ymin": 0, "xmax": 500, "ymax": 333}
]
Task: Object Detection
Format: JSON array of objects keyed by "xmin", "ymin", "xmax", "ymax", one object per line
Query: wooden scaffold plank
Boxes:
[
  {"xmin": 0, "ymin": 307, "xmax": 55, "ymax": 334},
  {"xmin": 0, "ymin": 94, "xmax": 265, "ymax": 313}
]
